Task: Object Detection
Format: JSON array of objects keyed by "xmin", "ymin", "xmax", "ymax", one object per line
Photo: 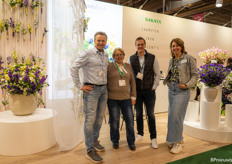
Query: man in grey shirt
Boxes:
[{"xmin": 70, "ymin": 32, "xmax": 109, "ymax": 163}]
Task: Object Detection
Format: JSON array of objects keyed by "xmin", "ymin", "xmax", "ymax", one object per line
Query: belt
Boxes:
[{"xmin": 84, "ymin": 83, "xmax": 106, "ymax": 86}]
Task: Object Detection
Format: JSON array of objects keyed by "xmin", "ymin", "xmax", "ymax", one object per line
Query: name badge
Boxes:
[
  {"xmin": 181, "ymin": 59, "xmax": 187, "ymax": 64},
  {"xmin": 98, "ymin": 70, "xmax": 103, "ymax": 77},
  {"xmin": 136, "ymin": 72, "xmax": 143, "ymax": 80},
  {"xmin": 211, "ymin": 60, "xmax": 217, "ymax": 63},
  {"xmin": 119, "ymin": 80, "xmax": 126, "ymax": 86}
]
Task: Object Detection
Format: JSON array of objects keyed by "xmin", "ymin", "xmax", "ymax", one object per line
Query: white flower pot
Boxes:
[
  {"xmin": 204, "ymin": 87, "xmax": 218, "ymax": 102},
  {"xmin": 9, "ymin": 94, "xmax": 37, "ymax": 115}
]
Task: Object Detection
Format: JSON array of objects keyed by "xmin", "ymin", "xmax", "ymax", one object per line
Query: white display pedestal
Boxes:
[
  {"xmin": 200, "ymin": 101, "xmax": 221, "ymax": 130},
  {"xmin": 0, "ymin": 108, "xmax": 56, "ymax": 156},
  {"xmin": 225, "ymin": 104, "xmax": 232, "ymax": 129},
  {"xmin": 185, "ymin": 100, "xmax": 199, "ymax": 122},
  {"xmin": 184, "ymin": 84, "xmax": 232, "ymax": 143},
  {"xmin": 199, "ymin": 84, "xmax": 222, "ymax": 130},
  {"xmin": 184, "ymin": 121, "xmax": 232, "ymax": 143}
]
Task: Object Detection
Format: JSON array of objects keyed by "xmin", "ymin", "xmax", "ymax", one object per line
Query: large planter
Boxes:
[
  {"xmin": 204, "ymin": 87, "xmax": 218, "ymax": 102},
  {"xmin": 9, "ymin": 94, "xmax": 37, "ymax": 116}
]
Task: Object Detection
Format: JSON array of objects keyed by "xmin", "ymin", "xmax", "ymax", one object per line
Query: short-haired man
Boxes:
[
  {"xmin": 70, "ymin": 32, "xmax": 109, "ymax": 163},
  {"xmin": 129, "ymin": 37, "xmax": 160, "ymax": 149}
]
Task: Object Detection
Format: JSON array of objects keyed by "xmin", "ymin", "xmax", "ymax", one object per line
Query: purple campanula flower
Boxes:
[
  {"xmin": 24, "ymin": 0, "xmax": 29, "ymax": 6},
  {"xmin": 35, "ymin": 71, "xmax": 40, "ymax": 79},
  {"xmin": 39, "ymin": 76, "xmax": 46, "ymax": 84},
  {"xmin": 8, "ymin": 70, "xmax": 12, "ymax": 77},
  {"xmin": 7, "ymin": 56, "xmax": 12, "ymax": 64},
  {"xmin": 0, "ymin": 57, "xmax": 3, "ymax": 65},
  {"xmin": 25, "ymin": 67, "xmax": 29, "ymax": 74},
  {"xmin": 24, "ymin": 75, "xmax": 29, "ymax": 82},
  {"xmin": 89, "ymin": 38, "xmax": 93, "ymax": 44},
  {"xmin": 104, "ymin": 44, "xmax": 109, "ymax": 49}
]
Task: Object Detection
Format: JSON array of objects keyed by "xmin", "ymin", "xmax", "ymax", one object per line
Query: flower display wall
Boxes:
[{"xmin": 0, "ymin": 0, "xmax": 48, "ymax": 111}]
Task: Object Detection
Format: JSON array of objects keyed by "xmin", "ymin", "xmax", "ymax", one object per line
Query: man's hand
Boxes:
[
  {"xmin": 131, "ymin": 99, "xmax": 136, "ymax": 105},
  {"xmin": 81, "ymin": 85, "xmax": 93, "ymax": 93}
]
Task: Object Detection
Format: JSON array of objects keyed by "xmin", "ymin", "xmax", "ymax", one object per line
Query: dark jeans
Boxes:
[
  {"xmin": 107, "ymin": 99, "xmax": 135, "ymax": 146},
  {"xmin": 135, "ymin": 89, "xmax": 157, "ymax": 139}
]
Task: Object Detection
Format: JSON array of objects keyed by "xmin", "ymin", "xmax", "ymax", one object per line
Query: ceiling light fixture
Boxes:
[{"xmin": 216, "ymin": 0, "xmax": 223, "ymax": 7}]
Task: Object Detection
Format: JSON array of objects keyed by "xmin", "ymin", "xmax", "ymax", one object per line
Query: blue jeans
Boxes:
[
  {"xmin": 135, "ymin": 89, "xmax": 157, "ymax": 139},
  {"xmin": 107, "ymin": 99, "xmax": 135, "ymax": 146},
  {"xmin": 167, "ymin": 82, "xmax": 190, "ymax": 143},
  {"xmin": 83, "ymin": 85, "xmax": 107, "ymax": 152}
]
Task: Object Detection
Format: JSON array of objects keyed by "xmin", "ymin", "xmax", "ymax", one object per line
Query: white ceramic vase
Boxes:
[
  {"xmin": 204, "ymin": 87, "xmax": 218, "ymax": 102},
  {"xmin": 9, "ymin": 94, "xmax": 37, "ymax": 115}
]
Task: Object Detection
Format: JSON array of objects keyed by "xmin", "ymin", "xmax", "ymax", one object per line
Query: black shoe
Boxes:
[
  {"xmin": 94, "ymin": 141, "xmax": 105, "ymax": 152},
  {"xmin": 129, "ymin": 145, "xmax": 136, "ymax": 151},
  {"xmin": 86, "ymin": 149, "xmax": 103, "ymax": 163},
  {"xmin": 113, "ymin": 143, "xmax": 119, "ymax": 149}
]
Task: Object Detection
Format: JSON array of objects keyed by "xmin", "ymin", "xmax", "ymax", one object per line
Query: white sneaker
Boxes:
[
  {"xmin": 151, "ymin": 138, "xmax": 158, "ymax": 149},
  {"xmin": 167, "ymin": 142, "xmax": 174, "ymax": 149},
  {"xmin": 167, "ymin": 140, "xmax": 184, "ymax": 149},
  {"xmin": 135, "ymin": 134, "xmax": 144, "ymax": 142},
  {"xmin": 170, "ymin": 143, "xmax": 183, "ymax": 154}
]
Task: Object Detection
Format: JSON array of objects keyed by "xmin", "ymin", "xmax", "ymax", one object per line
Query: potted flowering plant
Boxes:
[
  {"xmin": 199, "ymin": 47, "xmax": 230, "ymax": 64},
  {"xmin": 222, "ymin": 73, "xmax": 232, "ymax": 94},
  {"xmin": 0, "ymin": 51, "xmax": 49, "ymax": 115},
  {"xmin": 198, "ymin": 63, "xmax": 230, "ymax": 102}
]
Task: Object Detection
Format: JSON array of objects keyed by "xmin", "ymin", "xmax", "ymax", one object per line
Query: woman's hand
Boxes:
[{"xmin": 178, "ymin": 83, "xmax": 188, "ymax": 90}]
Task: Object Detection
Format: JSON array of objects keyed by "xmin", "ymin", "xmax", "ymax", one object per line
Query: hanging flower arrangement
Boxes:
[
  {"xmin": 28, "ymin": 23, "xmax": 32, "ymax": 40},
  {"xmin": 31, "ymin": 0, "xmax": 39, "ymax": 15},
  {"xmin": 83, "ymin": 17, "xmax": 90, "ymax": 32},
  {"xmin": 24, "ymin": 0, "xmax": 29, "ymax": 16},
  {"xmin": 41, "ymin": 27, "xmax": 48, "ymax": 43},
  {"xmin": 0, "ymin": 20, "xmax": 5, "ymax": 39},
  {"xmin": 9, "ymin": 0, "xmax": 22, "ymax": 11},
  {"xmin": 34, "ymin": 19, "xmax": 39, "ymax": 35},
  {"xmin": 40, "ymin": 0, "xmax": 43, "ymax": 15},
  {"xmin": 8, "ymin": 18, "xmax": 15, "ymax": 37},
  {"xmin": 15, "ymin": 22, "xmax": 21, "ymax": 41},
  {"xmin": 21, "ymin": 26, "xmax": 27, "ymax": 41},
  {"xmin": 3, "ymin": 19, "xmax": 9, "ymax": 39}
]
